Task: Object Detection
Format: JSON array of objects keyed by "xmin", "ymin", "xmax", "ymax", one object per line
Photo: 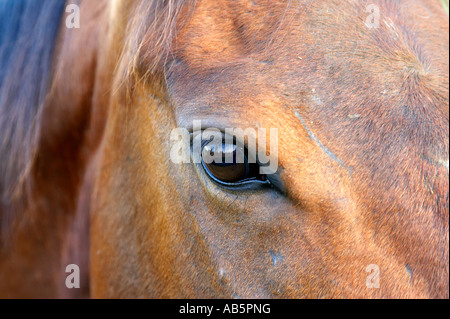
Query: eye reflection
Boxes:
[
  {"xmin": 200, "ymin": 139, "xmax": 267, "ymax": 185},
  {"xmin": 202, "ymin": 142, "xmax": 249, "ymax": 183}
]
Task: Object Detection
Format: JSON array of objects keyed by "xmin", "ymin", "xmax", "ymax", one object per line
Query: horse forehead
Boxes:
[
  {"xmin": 174, "ymin": 0, "xmax": 442, "ymax": 64},
  {"xmin": 172, "ymin": 0, "xmax": 448, "ymax": 98},
  {"xmin": 171, "ymin": 0, "xmax": 448, "ymax": 130}
]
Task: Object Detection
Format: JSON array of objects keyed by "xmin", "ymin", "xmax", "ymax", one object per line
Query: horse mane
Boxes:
[
  {"xmin": 0, "ymin": 0, "xmax": 66, "ymax": 239},
  {"xmin": 125, "ymin": 0, "xmax": 197, "ymax": 80}
]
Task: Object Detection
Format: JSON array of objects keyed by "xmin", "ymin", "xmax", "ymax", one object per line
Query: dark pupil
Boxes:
[{"xmin": 202, "ymin": 143, "xmax": 249, "ymax": 183}]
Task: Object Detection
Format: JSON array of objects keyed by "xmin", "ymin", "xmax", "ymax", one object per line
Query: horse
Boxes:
[{"xmin": 0, "ymin": 0, "xmax": 448, "ymax": 298}]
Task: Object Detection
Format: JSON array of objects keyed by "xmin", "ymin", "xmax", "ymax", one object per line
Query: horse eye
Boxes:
[{"xmin": 201, "ymin": 141, "xmax": 265, "ymax": 185}]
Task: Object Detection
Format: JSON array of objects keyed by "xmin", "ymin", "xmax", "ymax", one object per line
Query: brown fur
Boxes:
[{"xmin": 0, "ymin": 0, "xmax": 448, "ymax": 298}]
